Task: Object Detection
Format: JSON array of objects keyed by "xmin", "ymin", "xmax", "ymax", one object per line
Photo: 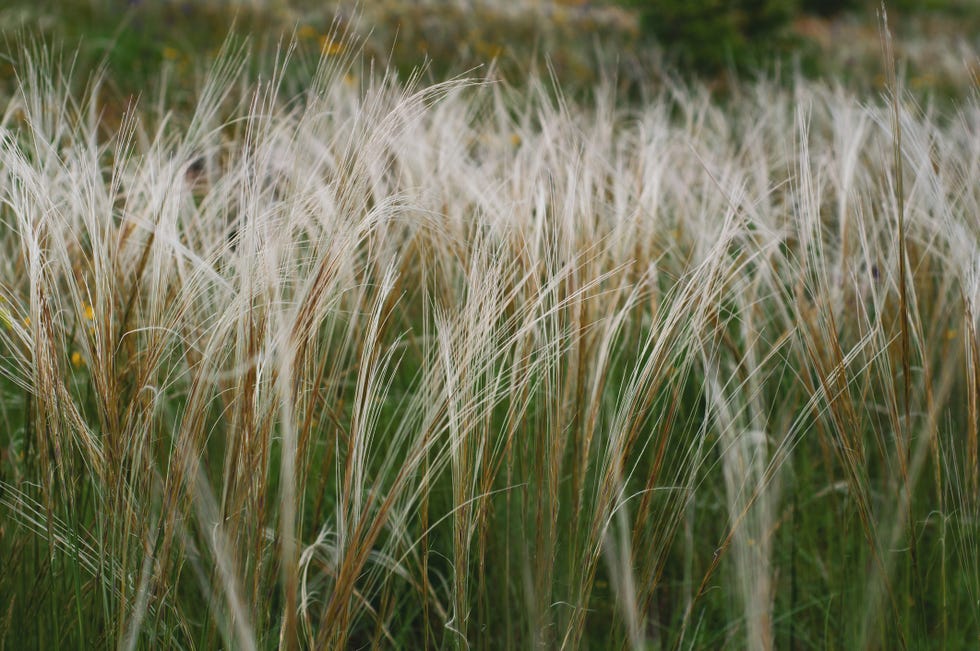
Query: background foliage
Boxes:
[{"xmin": 1, "ymin": 0, "xmax": 978, "ymax": 97}]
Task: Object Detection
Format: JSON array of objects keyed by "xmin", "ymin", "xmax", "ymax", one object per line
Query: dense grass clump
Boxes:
[{"xmin": 0, "ymin": 42, "xmax": 979, "ymax": 649}]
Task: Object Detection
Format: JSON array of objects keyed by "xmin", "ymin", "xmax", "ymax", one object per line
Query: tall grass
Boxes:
[{"xmin": 0, "ymin": 40, "xmax": 978, "ymax": 649}]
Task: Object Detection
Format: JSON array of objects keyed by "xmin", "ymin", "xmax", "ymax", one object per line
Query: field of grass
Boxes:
[{"xmin": 1, "ymin": 4, "xmax": 980, "ymax": 650}]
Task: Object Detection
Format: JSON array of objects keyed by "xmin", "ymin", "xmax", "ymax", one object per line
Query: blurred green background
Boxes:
[{"xmin": 0, "ymin": 1, "xmax": 977, "ymax": 103}]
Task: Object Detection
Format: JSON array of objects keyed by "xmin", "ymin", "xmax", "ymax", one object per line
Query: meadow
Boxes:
[{"xmin": 1, "ymin": 5, "xmax": 980, "ymax": 650}]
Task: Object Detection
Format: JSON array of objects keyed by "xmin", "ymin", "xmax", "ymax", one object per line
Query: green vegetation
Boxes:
[
  {"xmin": 625, "ymin": 0, "xmax": 980, "ymax": 74},
  {"xmin": 0, "ymin": 2, "xmax": 979, "ymax": 649},
  {"xmin": 626, "ymin": 0, "xmax": 799, "ymax": 72},
  {"xmin": 2, "ymin": 0, "xmax": 978, "ymax": 97}
]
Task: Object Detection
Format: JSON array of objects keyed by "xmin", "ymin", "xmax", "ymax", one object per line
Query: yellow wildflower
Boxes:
[
  {"xmin": 162, "ymin": 46, "xmax": 180, "ymax": 62},
  {"xmin": 83, "ymin": 302, "xmax": 95, "ymax": 321},
  {"xmin": 70, "ymin": 351, "xmax": 84, "ymax": 369},
  {"xmin": 319, "ymin": 36, "xmax": 344, "ymax": 56},
  {"xmin": 298, "ymin": 25, "xmax": 318, "ymax": 40}
]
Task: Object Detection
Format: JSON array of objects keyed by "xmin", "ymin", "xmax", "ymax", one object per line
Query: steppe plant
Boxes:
[{"xmin": 0, "ymin": 35, "xmax": 978, "ymax": 650}]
